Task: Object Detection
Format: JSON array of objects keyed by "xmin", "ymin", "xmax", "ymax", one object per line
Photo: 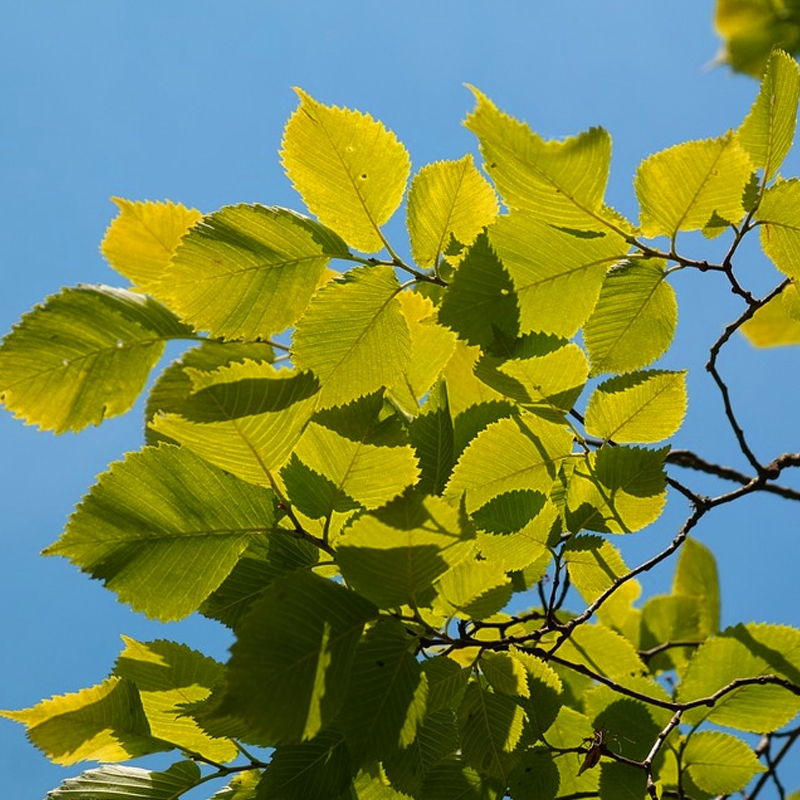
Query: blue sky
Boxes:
[{"xmin": 2, "ymin": 2, "xmax": 799, "ymax": 797}]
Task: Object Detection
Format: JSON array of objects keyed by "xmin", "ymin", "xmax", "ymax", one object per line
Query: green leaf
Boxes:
[
  {"xmin": 408, "ymin": 381, "xmax": 456, "ymax": 496},
  {"xmin": 281, "ymin": 89, "xmax": 410, "ymax": 253},
  {"xmin": 407, "ymin": 155, "xmax": 499, "ymax": 267},
  {"xmin": 555, "ymin": 623, "xmax": 647, "ymax": 685},
  {"xmin": 598, "ymin": 761, "xmax": 647, "ymax": 800},
  {"xmin": 113, "ymin": 637, "xmax": 236, "ymax": 761},
  {"xmin": 44, "ymin": 444, "xmax": 276, "ymax": 621},
  {"xmin": 197, "ymin": 571, "xmax": 377, "ymax": 745},
  {"xmin": 101, "ymin": 198, "xmax": 203, "ymax": 293},
  {"xmin": 290, "ymin": 420, "xmax": 419, "ymax": 512},
  {"xmin": 741, "ymin": 282, "xmax": 800, "ymax": 346},
  {"xmin": 423, "ymin": 656, "xmax": 469, "ymax": 714},
  {"xmin": 434, "ymin": 559, "xmax": 513, "ymax": 620},
  {"xmin": 437, "ymin": 233, "xmax": 520, "ymax": 348},
  {"xmin": 419, "ymin": 760, "xmax": 503, "ymax": 800},
  {"xmin": 738, "ymin": 50, "xmax": 800, "ymax": 181},
  {"xmin": 563, "ymin": 535, "xmax": 629, "ymax": 604},
  {"xmin": 200, "ymin": 533, "xmax": 319, "ymax": 629},
  {"xmin": 635, "ymin": 133, "xmax": 753, "ymax": 238},
  {"xmin": 756, "ymin": 178, "xmax": 800, "ymax": 279},
  {"xmin": 510, "ymin": 649, "xmax": 562, "ymax": 741},
  {"xmin": 337, "ymin": 491, "xmax": 475, "ymax": 609},
  {"xmin": 383, "ymin": 709, "xmax": 459, "ymax": 796},
  {"xmin": 475, "ymin": 333, "xmax": 588, "ymax": 419},
  {"xmin": 565, "ymin": 446, "xmax": 668, "ymax": 534},
  {"xmin": 464, "ymin": 87, "xmax": 620, "ymax": 233},
  {"xmin": 457, "ymin": 682, "xmax": 525, "ymax": 781},
  {"xmin": 474, "ymin": 492, "xmax": 556, "ymax": 573},
  {"xmin": 146, "ymin": 339, "xmax": 275, "ymax": 446},
  {"xmin": 445, "ymin": 414, "xmax": 573, "ymax": 514},
  {"xmin": 350, "ymin": 766, "xmax": 417, "ymax": 799},
  {"xmin": 678, "ymin": 622, "xmax": 800, "ymax": 731},
  {"xmin": 684, "ymin": 731, "xmax": 766, "ymax": 794},
  {"xmin": 583, "ymin": 259, "xmax": 677, "ymax": 376},
  {"xmin": 715, "ymin": 5, "xmax": 800, "ymax": 77},
  {"xmin": 389, "ymin": 291, "xmax": 457, "ymax": 413},
  {"xmin": 209, "ymin": 771, "xmax": 262, "ymax": 800},
  {"xmin": 292, "ymin": 266, "xmax": 412, "ymax": 407},
  {"xmin": 1, "ymin": 678, "xmax": 165, "ymax": 766},
  {"xmin": 539, "ymin": 706, "xmax": 597, "ymax": 795},
  {"xmin": 44, "ymin": 761, "xmax": 202, "ymax": 800},
  {"xmin": 339, "ymin": 619, "xmax": 428, "ymax": 759},
  {"xmin": 488, "ymin": 212, "xmax": 627, "ymax": 338},
  {"xmin": 150, "ymin": 362, "xmax": 319, "ymax": 487},
  {"xmin": 506, "ymin": 749, "xmax": 559, "ymax": 800},
  {"xmin": 584, "ymin": 370, "xmax": 688, "ymax": 443},
  {"xmin": 480, "ymin": 651, "xmax": 530, "ymax": 697},
  {"xmin": 256, "ymin": 727, "xmax": 355, "ymax": 800},
  {"xmin": 157, "ymin": 204, "xmax": 347, "ymax": 340},
  {"xmin": 673, "ymin": 537, "xmax": 720, "ymax": 636},
  {"xmin": 0, "ymin": 285, "xmax": 192, "ymax": 433}
]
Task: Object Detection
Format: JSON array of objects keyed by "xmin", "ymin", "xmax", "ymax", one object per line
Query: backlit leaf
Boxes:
[
  {"xmin": 488, "ymin": 212, "xmax": 626, "ymax": 338},
  {"xmin": 158, "ymin": 204, "xmax": 347, "ymax": 340},
  {"xmin": 636, "ymin": 133, "xmax": 752, "ymax": 238},
  {"xmin": 741, "ymin": 283, "xmax": 800, "ymax": 346},
  {"xmin": 101, "ymin": 198, "xmax": 202, "ymax": 293},
  {"xmin": 565, "ymin": 446, "xmax": 668, "ymax": 534},
  {"xmin": 584, "ymin": 369, "xmax": 687, "ymax": 443},
  {"xmin": 407, "ymin": 155, "xmax": 499, "ymax": 267},
  {"xmin": 150, "ymin": 362, "xmax": 319, "ymax": 487},
  {"xmin": 282, "ymin": 89, "xmax": 410, "ymax": 252},
  {"xmin": 434, "ymin": 559, "xmax": 513, "ymax": 620},
  {"xmin": 446, "ymin": 414, "xmax": 573, "ymax": 513},
  {"xmin": 673, "ymin": 537, "xmax": 720, "ymax": 636},
  {"xmin": 437, "ymin": 233, "xmax": 520, "ymax": 348},
  {"xmin": 678, "ymin": 622, "xmax": 800, "ymax": 731},
  {"xmin": 196, "ymin": 571, "xmax": 377, "ymax": 745},
  {"xmin": 756, "ymin": 178, "xmax": 800, "ymax": 279},
  {"xmin": 408, "ymin": 381, "xmax": 456, "ymax": 496},
  {"xmin": 337, "ymin": 492, "xmax": 475, "ymax": 609},
  {"xmin": 738, "ymin": 49, "xmax": 800, "ymax": 181},
  {"xmin": 45, "ymin": 444, "xmax": 276, "ymax": 621},
  {"xmin": 684, "ymin": 731, "xmax": 766, "ymax": 794},
  {"xmin": 457, "ymin": 682, "xmax": 525, "ymax": 781},
  {"xmin": 113, "ymin": 637, "xmax": 236, "ymax": 761},
  {"xmin": 0, "ymin": 285, "xmax": 193, "ymax": 433},
  {"xmin": 583, "ymin": 259, "xmax": 677, "ymax": 376},
  {"xmin": 292, "ymin": 266, "xmax": 412, "ymax": 407},
  {"xmin": 339, "ymin": 619, "xmax": 428, "ymax": 759},
  {"xmin": 44, "ymin": 761, "xmax": 201, "ymax": 800},
  {"xmin": 464, "ymin": 87, "xmax": 620, "ymax": 233},
  {"xmin": 1, "ymin": 678, "xmax": 164, "ymax": 766}
]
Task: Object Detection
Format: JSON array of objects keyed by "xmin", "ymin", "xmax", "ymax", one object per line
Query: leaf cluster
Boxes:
[{"xmin": 4, "ymin": 52, "xmax": 800, "ymax": 800}]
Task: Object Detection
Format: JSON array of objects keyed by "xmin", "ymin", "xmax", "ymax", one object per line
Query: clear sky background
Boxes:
[{"xmin": 2, "ymin": 2, "xmax": 799, "ymax": 798}]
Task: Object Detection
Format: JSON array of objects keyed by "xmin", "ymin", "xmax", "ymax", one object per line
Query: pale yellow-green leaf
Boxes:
[
  {"xmin": 583, "ymin": 259, "xmax": 677, "ymax": 376},
  {"xmin": 556, "ymin": 623, "xmax": 647, "ymax": 686},
  {"xmin": 757, "ymin": 178, "xmax": 800, "ymax": 279},
  {"xmin": 150, "ymin": 361, "xmax": 319, "ymax": 487},
  {"xmin": 101, "ymin": 198, "xmax": 202, "ymax": 293},
  {"xmin": 407, "ymin": 155, "xmax": 498, "ymax": 267},
  {"xmin": 1, "ymin": 678, "xmax": 164, "ymax": 766},
  {"xmin": 488, "ymin": 211, "xmax": 627, "ymax": 337},
  {"xmin": 292, "ymin": 420, "xmax": 419, "ymax": 509},
  {"xmin": 481, "ymin": 651, "xmax": 530, "ymax": 698},
  {"xmin": 584, "ymin": 370, "xmax": 688, "ymax": 443},
  {"xmin": 678, "ymin": 622, "xmax": 800, "ymax": 731},
  {"xmin": 684, "ymin": 731, "xmax": 766, "ymax": 794},
  {"xmin": 738, "ymin": 50, "xmax": 800, "ymax": 181},
  {"xmin": 113, "ymin": 637, "xmax": 236, "ymax": 761},
  {"xmin": 45, "ymin": 444, "xmax": 277, "ymax": 620},
  {"xmin": 434, "ymin": 559, "xmax": 512, "ymax": 620},
  {"xmin": 156, "ymin": 204, "xmax": 347, "ymax": 341},
  {"xmin": 388, "ymin": 291, "xmax": 457, "ymax": 413},
  {"xmin": 565, "ymin": 446, "xmax": 668, "ymax": 534},
  {"xmin": 636, "ymin": 133, "xmax": 753, "ymax": 238},
  {"xmin": 0, "ymin": 285, "xmax": 193, "ymax": 433},
  {"xmin": 445, "ymin": 414, "xmax": 574, "ymax": 513},
  {"xmin": 281, "ymin": 88, "xmax": 410, "ymax": 252},
  {"xmin": 464, "ymin": 87, "xmax": 622, "ymax": 233},
  {"xmin": 292, "ymin": 266, "xmax": 412, "ymax": 408},
  {"xmin": 440, "ymin": 339, "xmax": 505, "ymax": 417},
  {"xmin": 741, "ymin": 282, "xmax": 800, "ymax": 346}
]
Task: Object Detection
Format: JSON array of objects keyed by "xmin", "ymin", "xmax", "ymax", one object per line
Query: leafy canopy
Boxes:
[{"xmin": 5, "ymin": 50, "xmax": 800, "ymax": 800}]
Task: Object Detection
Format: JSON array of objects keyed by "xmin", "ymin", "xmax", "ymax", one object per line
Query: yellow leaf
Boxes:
[
  {"xmin": 101, "ymin": 198, "xmax": 202, "ymax": 293},
  {"xmin": 281, "ymin": 89, "xmax": 410, "ymax": 253}
]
